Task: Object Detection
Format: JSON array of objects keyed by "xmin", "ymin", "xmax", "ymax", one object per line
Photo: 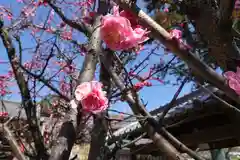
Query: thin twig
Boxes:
[
  {"xmin": 100, "ymin": 54, "xmax": 185, "ymax": 160},
  {"xmin": 158, "ymin": 77, "xmax": 188, "ymax": 123},
  {"xmin": 122, "ymin": 132, "xmax": 147, "ymax": 148},
  {"xmin": 47, "ymin": 0, "xmax": 92, "ymax": 35},
  {"xmin": 0, "ymin": 20, "xmax": 47, "ymax": 159}
]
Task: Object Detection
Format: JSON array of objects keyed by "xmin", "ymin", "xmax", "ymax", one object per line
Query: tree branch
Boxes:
[
  {"xmin": 88, "ymin": 1, "xmax": 112, "ymax": 158},
  {"xmin": 160, "ymin": 127, "xmax": 205, "ymax": 160},
  {"xmin": 20, "ymin": 65, "xmax": 70, "ymax": 101},
  {"xmin": 0, "ymin": 21, "xmax": 47, "ymax": 159},
  {"xmin": 87, "ymin": 52, "xmax": 112, "ymax": 160},
  {"xmin": 0, "ymin": 122, "xmax": 26, "ymax": 160},
  {"xmin": 47, "ymin": 0, "xmax": 92, "ymax": 36},
  {"xmin": 100, "ymin": 54, "xmax": 185, "ymax": 160},
  {"xmin": 158, "ymin": 77, "xmax": 188, "ymax": 123},
  {"xmin": 114, "ymin": 0, "xmax": 240, "ymax": 105}
]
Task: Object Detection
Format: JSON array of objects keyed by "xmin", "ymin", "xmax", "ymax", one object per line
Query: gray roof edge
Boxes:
[{"xmin": 107, "ymin": 85, "xmax": 218, "ymax": 139}]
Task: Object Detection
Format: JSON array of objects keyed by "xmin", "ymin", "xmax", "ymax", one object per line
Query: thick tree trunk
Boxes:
[
  {"xmin": 49, "ymin": 16, "xmax": 101, "ymax": 160},
  {"xmin": 87, "ymin": 53, "xmax": 113, "ymax": 160},
  {"xmin": 87, "ymin": 113, "xmax": 108, "ymax": 160},
  {"xmin": 87, "ymin": 1, "xmax": 110, "ymax": 160}
]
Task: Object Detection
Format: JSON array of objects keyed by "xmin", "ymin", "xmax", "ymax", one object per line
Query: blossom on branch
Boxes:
[
  {"xmin": 0, "ymin": 73, "xmax": 13, "ymax": 96},
  {"xmin": 133, "ymin": 81, "xmax": 152, "ymax": 91},
  {"xmin": 74, "ymin": 81, "xmax": 108, "ymax": 113},
  {"xmin": 168, "ymin": 28, "xmax": 192, "ymax": 51},
  {"xmin": 224, "ymin": 68, "xmax": 240, "ymax": 95},
  {"xmin": 0, "ymin": 112, "xmax": 8, "ymax": 117},
  {"xmin": 169, "ymin": 29, "xmax": 182, "ymax": 39},
  {"xmin": 100, "ymin": 6, "xmax": 149, "ymax": 52}
]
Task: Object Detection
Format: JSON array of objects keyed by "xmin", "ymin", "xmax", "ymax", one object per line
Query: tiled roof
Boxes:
[{"xmin": 107, "ymin": 85, "xmax": 219, "ymax": 140}]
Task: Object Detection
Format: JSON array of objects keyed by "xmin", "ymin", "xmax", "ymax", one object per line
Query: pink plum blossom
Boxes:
[
  {"xmin": 0, "ymin": 112, "xmax": 8, "ymax": 117},
  {"xmin": 60, "ymin": 81, "xmax": 71, "ymax": 95},
  {"xmin": 169, "ymin": 29, "xmax": 182, "ymax": 39},
  {"xmin": 169, "ymin": 28, "xmax": 192, "ymax": 50},
  {"xmin": 163, "ymin": 8, "xmax": 169, "ymax": 12},
  {"xmin": 100, "ymin": 6, "xmax": 149, "ymax": 51},
  {"xmin": 0, "ymin": 7, "xmax": 13, "ymax": 20},
  {"xmin": 22, "ymin": 6, "xmax": 37, "ymax": 17},
  {"xmin": 54, "ymin": 61, "xmax": 76, "ymax": 74},
  {"xmin": 134, "ymin": 81, "xmax": 152, "ymax": 91},
  {"xmin": 37, "ymin": 0, "xmax": 48, "ymax": 6},
  {"xmin": 47, "ymin": 9, "xmax": 54, "ymax": 24},
  {"xmin": 74, "ymin": 81, "xmax": 108, "ymax": 113},
  {"xmin": 224, "ymin": 67, "xmax": 240, "ymax": 95},
  {"xmin": 20, "ymin": 143, "xmax": 24, "ymax": 153},
  {"xmin": 60, "ymin": 30, "xmax": 72, "ymax": 40},
  {"xmin": 23, "ymin": 60, "xmax": 44, "ymax": 70},
  {"xmin": 129, "ymin": 70, "xmax": 164, "ymax": 88},
  {"xmin": 119, "ymin": 9, "xmax": 138, "ymax": 29},
  {"xmin": 0, "ymin": 74, "xmax": 13, "ymax": 96},
  {"xmin": 65, "ymin": 0, "xmax": 93, "ymax": 8}
]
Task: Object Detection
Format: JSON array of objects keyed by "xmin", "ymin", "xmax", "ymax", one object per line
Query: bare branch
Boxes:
[
  {"xmin": 122, "ymin": 132, "xmax": 147, "ymax": 148},
  {"xmin": 19, "ymin": 64, "xmax": 70, "ymax": 101},
  {"xmin": 158, "ymin": 77, "xmax": 188, "ymax": 123}
]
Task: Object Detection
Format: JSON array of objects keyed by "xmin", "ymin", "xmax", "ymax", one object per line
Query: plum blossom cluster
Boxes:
[
  {"xmin": 224, "ymin": 67, "xmax": 240, "ymax": 95},
  {"xmin": 72, "ymin": 81, "xmax": 108, "ymax": 113},
  {"xmin": 59, "ymin": 80, "xmax": 71, "ymax": 95},
  {"xmin": 0, "ymin": 6, "xmax": 13, "ymax": 20},
  {"xmin": 129, "ymin": 69, "xmax": 164, "ymax": 92},
  {"xmin": 0, "ymin": 72, "xmax": 14, "ymax": 96},
  {"xmin": 54, "ymin": 61, "xmax": 76, "ymax": 74},
  {"xmin": 20, "ymin": 0, "xmax": 48, "ymax": 18},
  {"xmin": 24, "ymin": 60, "xmax": 45, "ymax": 70},
  {"xmin": 0, "ymin": 77, "xmax": 10, "ymax": 96},
  {"xmin": 163, "ymin": 28, "xmax": 192, "ymax": 54},
  {"xmin": 100, "ymin": 6, "xmax": 149, "ymax": 52},
  {"xmin": 42, "ymin": 125, "xmax": 50, "ymax": 144},
  {"xmin": 134, "ymin": 81, "xmax": 152, "ymax": 91},
  {"xmin": 0, "ymin": 112, "xmax": 8, "ymax": 117},
  {"xmin": 64, "ymin": 0, "xmax": 93, "ymax": 8}
]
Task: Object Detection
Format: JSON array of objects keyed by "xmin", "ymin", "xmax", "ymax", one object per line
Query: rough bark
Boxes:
[
  {"xmin": 87, "ymin": 1, "xmax": 111, "ymax": 159},
  {"xmin": 87, "ymin": 53, "xmax": 113, "ymax": 160}
]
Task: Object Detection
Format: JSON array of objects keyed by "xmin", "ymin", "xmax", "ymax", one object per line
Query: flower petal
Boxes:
[
  {"xmin": 75, "ymin": 82, "xmax": 91, "ymax": 101},
  {"xmin": 224, "ymin": 71, "xmax": 236, "ymax": 80}
]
